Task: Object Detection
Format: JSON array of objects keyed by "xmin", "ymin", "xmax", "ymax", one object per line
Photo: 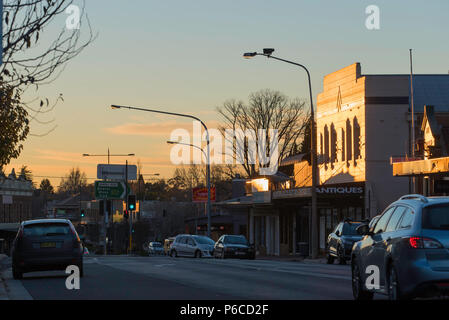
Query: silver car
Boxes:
[
  {"xmin": 169, "ymin": 234, "xmax": 215, "ymax": 258},
  {"xmin": 148, "ymin": 242, "xmax": 164, "ymax": 255},
  {"xmin": 352, "ymin": 194, "xmax": 449, "ymax": 300}
]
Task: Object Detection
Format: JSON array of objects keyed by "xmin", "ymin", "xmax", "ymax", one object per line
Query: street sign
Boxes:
[
  {"xmin": 192, "ymin": 187, "xmax": 216, "ymax": 203},
  {"xmin": 95, "ymin": 181, "xmax": 128, "ymax": 199},
  {"xmin": 97, "ymin": 164, "xmax": 137, "ymax": 180}
]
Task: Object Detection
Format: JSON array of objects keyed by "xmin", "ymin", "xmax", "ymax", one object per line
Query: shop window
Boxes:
[{"xmin": 346, "ymin": 119, "xmax": 352, "ymax": 164}]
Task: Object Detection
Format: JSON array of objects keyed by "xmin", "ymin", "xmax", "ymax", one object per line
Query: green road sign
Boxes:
[{"xmin": 95, "ymin": 181, "xmax": 129, "ymax": 199}]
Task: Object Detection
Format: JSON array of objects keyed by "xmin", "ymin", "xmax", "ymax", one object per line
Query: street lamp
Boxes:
[
  {"xmin": 111, "ymin": 104, "xmax": 213, "ymax": 238},
  {"xmin": 82, "ymin": 148, "xmax": 135, "ymax": 164},
  {"xmin": 243, "ymin": 48, "xmax": 319, "ymax": 258}
]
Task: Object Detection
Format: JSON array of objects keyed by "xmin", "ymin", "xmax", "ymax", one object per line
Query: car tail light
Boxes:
[
  {"xmin": 408, "ymin": 236, "xmax": 443, "ymax": 249},
  {"xmin": 69, "ymin": 225, "xmax": 81, "ymax": 248}
]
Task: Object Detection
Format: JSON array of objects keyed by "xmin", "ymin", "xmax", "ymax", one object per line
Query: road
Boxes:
[{"xmin": 1, "ymin": 255, "xmax": 386, "ymax": 300}]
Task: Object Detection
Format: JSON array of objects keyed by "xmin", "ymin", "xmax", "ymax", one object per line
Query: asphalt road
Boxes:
[{"xmin": 2, "ymin": 255, "xmax": 380, "ymax": 300}]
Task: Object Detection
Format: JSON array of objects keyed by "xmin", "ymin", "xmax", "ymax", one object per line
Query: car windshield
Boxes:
[
  {"xmin": 423, "ymin": 204, "xmax": 449, "ymax": 230},
  {"xmin": 342, "ymin": 223, "xmax": 361, "ymax": 236},
  {"xmin": 151, "ymin": 242, "xmax": 162, "ymax": 247},
  {"xmin": 224, "ymin": 236, "xmax": 248, "ymax": 245},
  {"xmin": 23, "ymin": 223, "xmax": 71, "ymax": 237},
  {"xmin": 193, "ymin": 236, "xmax": 215, "ymax": 245}
]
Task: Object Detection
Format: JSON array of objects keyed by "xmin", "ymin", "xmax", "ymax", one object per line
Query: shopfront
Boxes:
[{"xmin": 272, "ymin": 182, "xmax": 366, "ymax": 256}]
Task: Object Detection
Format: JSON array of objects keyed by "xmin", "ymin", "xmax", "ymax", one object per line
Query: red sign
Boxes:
[{"xmin": 192, "ymin": 187, "xmax": 216, "ymax": 203}]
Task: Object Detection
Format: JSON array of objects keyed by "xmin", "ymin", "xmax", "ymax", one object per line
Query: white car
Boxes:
[{"xmin": 170, "ymin": 235, "xmax": 215, "ymax": 258}]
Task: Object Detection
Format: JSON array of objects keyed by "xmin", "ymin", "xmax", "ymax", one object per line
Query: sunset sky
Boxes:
[{"xmin": 4, "ymin": 0, "xmax": 449, "ymax": 188}]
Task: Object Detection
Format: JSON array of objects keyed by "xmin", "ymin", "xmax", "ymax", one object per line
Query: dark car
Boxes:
[
  {"xmin": 213, "ymin": 235, "xmax": 255, "ymax": 259},
  {"xmin": 352, "ymin": 194, "xmax": 449, "ymax": 300},
  {"xmin": 326, "ymin": 220, "xmax": 364, "ymax": 264},
  {"xmin": 11, "ymin": 219, "xmax": 84, "ymax": 279}
]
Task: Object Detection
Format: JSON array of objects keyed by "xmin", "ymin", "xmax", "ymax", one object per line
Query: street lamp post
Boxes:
[
  {"xmin": 111, "ymin": 105, "xmax": 213, "ymax": 238},
  {"xmin": 167, "ymin": 140, "xmax": 210, "ymax": 234},
  {"xmin": 82, "ymin": 149, "xmax": 135, "ymax": 164},
  {"xmin": 82, "ymin": 150, "xmax": 135, "ymax": 255},
  {"xmin": 243, "ymin": 48, "xmax": 319, "ymax": 258}
]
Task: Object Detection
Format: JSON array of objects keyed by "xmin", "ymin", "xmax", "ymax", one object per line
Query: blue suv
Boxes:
[{"xmin": 352, "ymin": 194, "xmax": 449, "ymax": 300}]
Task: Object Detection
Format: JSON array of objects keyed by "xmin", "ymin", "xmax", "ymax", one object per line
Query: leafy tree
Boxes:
[
  {"xmin": 58, "ymin": 167, "xmax": 87, "ymax": 194},
  {"xmin": 217, "ymin": 89, "xmax": 309, "ymax": 177},
  {"xmin": 39, "ymin": 178, "xmax": 54, "ymax": 194},
  {"xmin": 0, "ymin": 0, "xmax": 94, "ymax": 167},
  {"xmin": 0, "ymin": 85, "xmax": 29, "ymax": 168}
]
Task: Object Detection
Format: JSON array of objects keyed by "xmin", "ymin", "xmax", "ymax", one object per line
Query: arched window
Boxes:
[
  {"xmin": 330, "ymin": 123, "xmax": 337, "ymax": 166},
  {"xmin": 324, "ymin": 125, "xmax": 329, "ymax": 165},
  {"xmin": 353, "ymin": 117, "xmax": 361, "ymax": 162},
  {"xmin": 346, "ymin": 119, "xmax": 352, "ymax": 164}
]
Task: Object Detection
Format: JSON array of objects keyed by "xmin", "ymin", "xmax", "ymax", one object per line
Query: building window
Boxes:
[
  {"xmin": 353, "ymin": 117, "xmax": 361, "ymax": 163},
  {"xmin": 324, "ymin": 125, "xmax": 329, "ymax": 166},
  {"xmin": 341, "ymin": 128, "xmax": 345, "ymax": 162},
  {"xmin": 330, "ymin": 124, "xmax": 337, "ymax": 167},
  {"xmin": 346, "ymin": 119, "xmax": 352, "ymax": 164}
]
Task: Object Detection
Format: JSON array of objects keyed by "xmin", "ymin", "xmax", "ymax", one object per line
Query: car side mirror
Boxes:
[{"xmin": 356, "ymin": 224, "xmax": 371, "ymax": 236}]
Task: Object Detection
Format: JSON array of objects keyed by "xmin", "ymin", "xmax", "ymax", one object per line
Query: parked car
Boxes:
[
  {"xmin": 352, "ymin": 194, "xmax": 449, "ymax": 300},
  {"xmin": 148, "ymin": 242, "xmax": 164, "ymax": 255},
  {"xmin": 169, "ymin": 234, "xmax": 215, "ymax": 258},
  {"xmin": 326, "ymin": 219, "xmax": 365, "ymax": 264},
  {"xmin": 213, "ymin": 235, "xmax": 255, "ymax": 259},
  {"xmin": 11, "ymin": 219, "xmax": 84, "ymax": 279},
  {"xmin": 164, "ymin": 237, "xmax": 175, "ymax": 255}
]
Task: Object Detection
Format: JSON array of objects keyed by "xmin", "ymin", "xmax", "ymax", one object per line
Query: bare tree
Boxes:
[
  {"xmin": 0, "ymin": 0, "xmax": 95, "ymax": 143},
  {"xmin": 1, "ymin": 0, "xmax": 94, "ymax": 90},
  {"xmin": 217, "ymin": 89, "xmax": 309, "ymax": 177}
]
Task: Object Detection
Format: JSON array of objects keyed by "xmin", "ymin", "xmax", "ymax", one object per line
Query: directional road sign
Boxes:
[{"xmin": 95, "ymin": 181, "xmax": 129, "ymax": 199}]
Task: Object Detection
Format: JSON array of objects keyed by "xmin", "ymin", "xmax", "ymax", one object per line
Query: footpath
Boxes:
[{"xmin": 0, "ymin": 254, "xmax": 33, "ymax": 300}]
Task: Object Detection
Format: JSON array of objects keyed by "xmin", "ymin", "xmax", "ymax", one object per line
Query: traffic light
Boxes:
[
  {"xmin": 124, "ymin": 210, "xmax": 129, "ymax": 219},
  {"xmin": 127, "ymin": 194, "xmax": 136, "ymax": 211},
  {"xmin": 80, "ymin": 209, "xmax": 85, "ymax": 218}
]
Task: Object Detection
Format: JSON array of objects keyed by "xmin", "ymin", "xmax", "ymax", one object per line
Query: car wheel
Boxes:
[
  {"xmin": 338, "ymin": 246, "xmax": 346, "ymax": 265},
  {"xmin": 221, "ymin": 250, "xmax": 225, "ymax": 259},
  {"xmin": 12, "ymin": 265, "xmax": 23, "ymax": 280},
  {"xmin": 388, "ymin": 265, "xmax": 405, "ymax": 300},
  {"xmin": 351, "ymin": 259, "xmax": 373, "ymax": 300},
  {"xmin": 195, "ymin": 250, "xmax": 202, "ymax": 258}
]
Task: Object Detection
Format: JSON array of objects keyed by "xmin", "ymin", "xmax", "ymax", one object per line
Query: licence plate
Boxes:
[{"xmin": 40, "ymin": 242, "xmax": 56, "ymax": 248}]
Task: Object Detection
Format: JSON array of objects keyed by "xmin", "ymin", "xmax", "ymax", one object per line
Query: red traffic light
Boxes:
[{"xmin": 124, "ymin": 210, "xmax": 129, "ymax": 219}]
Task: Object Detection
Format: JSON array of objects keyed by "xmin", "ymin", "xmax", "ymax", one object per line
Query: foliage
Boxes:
[
  {"xmin": 58, "ymin": 167, "xmax": 87, "ymax": 194},
  {"xmin": 39, "ymin": 178, "xmax": 54, "ymax": 194},
  {"xmin": 0, "ymin": 85, "xmax": 29, "ymax": 168}
]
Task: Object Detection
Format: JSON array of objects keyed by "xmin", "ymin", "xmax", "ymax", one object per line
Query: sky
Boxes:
[{"xmin": 4, "ymin": 0, "xmax": 449, "ymax": 188}]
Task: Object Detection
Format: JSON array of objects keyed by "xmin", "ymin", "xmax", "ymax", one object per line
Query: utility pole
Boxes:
[{"xmin": 409, "ymin": 49, "xmax": 416, "ymax": 193}]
